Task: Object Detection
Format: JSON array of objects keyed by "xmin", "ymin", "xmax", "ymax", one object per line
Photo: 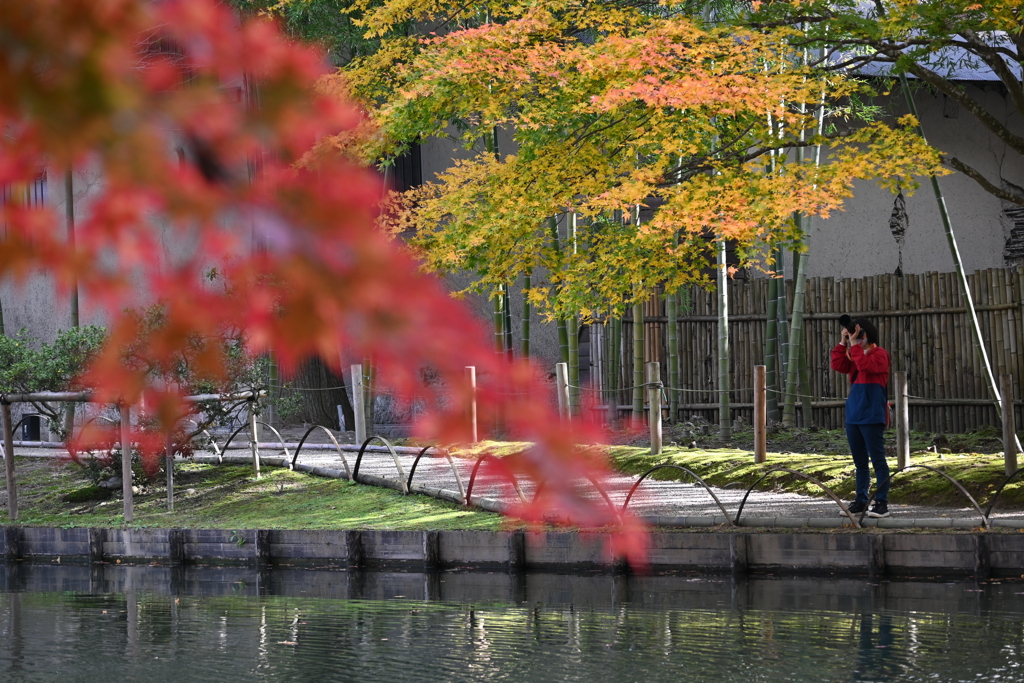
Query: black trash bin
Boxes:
[{"xmin": 21, "ymin": 414, "xmax": 41, "ymax": 441}]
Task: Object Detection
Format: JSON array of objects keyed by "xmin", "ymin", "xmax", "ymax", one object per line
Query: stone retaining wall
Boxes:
[{"xmin": 2, "ymin": 526, "xmax": 1021, "ymax": 578}]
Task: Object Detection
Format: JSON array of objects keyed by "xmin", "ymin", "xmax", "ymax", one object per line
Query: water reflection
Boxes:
[{"xmin": 0, "ymin": 564, "xmax": 1023, "ymax": 682}]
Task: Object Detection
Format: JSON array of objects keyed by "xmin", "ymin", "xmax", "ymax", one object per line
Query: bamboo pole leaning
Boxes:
[{"xmin": 901, "ymin": 77, "xmax": 1021, "ymax": 452}]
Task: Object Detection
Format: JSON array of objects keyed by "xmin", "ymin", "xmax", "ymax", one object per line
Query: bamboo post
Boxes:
[
  {"xmin": 1002, "ymin": 374, "xmax": 1018, "ymax": 477},
  {"xmin": 896, "ymin": 371, "xmax": 910, "ymax": 469},
  {"xmin": 2, "ymin": 403, "xmax": 17, "ymax": 520},
  {"xmin": 555, "ymin": 362, "xmax": 570, "ymax": 422},
  {"xmin": 248, "ymin": 399, "xmax": 260, "ymax": 480},
  {"xmin": 647, "ymin": 362, "xmax": 663, "ymax": 455},
  {"xmin": 351, "ymin": 364, "xmax": 366, "ymax": 445},
  {"xmin": 465, "ymin": 366, "xmax": 478, "ymax": 444},
  {"xmin": 120, "ymin": 404, "xmax": 133, "ymax": 522},
  {"xmin": 165, "ymin": 430, "xmax": 174, "ymax": 512},
  {"xmin": 754, "ymin": 365, "xmax": 766, "ymax": 463}
]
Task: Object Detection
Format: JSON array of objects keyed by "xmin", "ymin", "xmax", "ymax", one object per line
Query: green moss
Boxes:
[
  {"xmin": 604, "ymin": 446, "xmax": 1021, "ymax": 508},
  {"xmin": 61, "ymin": 486, "xmax": 112, "ymax": 503},
  {"xmin": 9, "ymin": 459, "xmax": 503, "ymax": 531}
]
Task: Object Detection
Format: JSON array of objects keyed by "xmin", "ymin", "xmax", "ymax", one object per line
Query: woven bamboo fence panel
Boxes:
[{"xmin": 597, "ymin": 267, "xmax": 1023, "ymax": 433}]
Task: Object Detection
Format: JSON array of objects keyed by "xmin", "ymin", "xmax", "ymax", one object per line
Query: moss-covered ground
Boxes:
[
  {"xmin": 5, "ymin": 458, "xmax": 504, "ymax": 530},
  {"xmin": 444, "ymin": 426, "xmax": 1022, "ymax": 510},
  {"xmin": 604, "ymin": 423, "xmax": 1021, "ymax": 509}
]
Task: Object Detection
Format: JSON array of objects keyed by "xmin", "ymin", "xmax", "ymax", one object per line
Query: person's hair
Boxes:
[{"xmin": 852, "ymin": 318, "xmax": 879, "ymax": 345}]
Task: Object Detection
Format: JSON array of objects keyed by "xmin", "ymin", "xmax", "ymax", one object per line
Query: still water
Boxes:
[{"xmin": 1, "ymin": 564, "xmax": 1023, "ymax": 682}]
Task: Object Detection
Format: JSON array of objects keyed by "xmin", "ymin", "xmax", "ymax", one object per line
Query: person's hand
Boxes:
[
  {"xmin": 852, "ymin": 324, "xmax": 863, "ymax": 344},
  {"xmin": 840, "ymin": 327, "xmax": 851, "ymax": 345}
]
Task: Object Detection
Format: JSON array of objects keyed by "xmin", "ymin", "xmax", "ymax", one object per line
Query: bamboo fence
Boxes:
[{"xmin": 592, "ymin": 267, "xmax": 1024, "ymax": 433}]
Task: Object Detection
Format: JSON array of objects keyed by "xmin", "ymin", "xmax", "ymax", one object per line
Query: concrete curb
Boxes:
[{"xmin": 0, "ymin": 526, "xmax": 1020, "ymax": 578}]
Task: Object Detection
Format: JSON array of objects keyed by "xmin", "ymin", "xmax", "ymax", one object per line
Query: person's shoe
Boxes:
[
  {"xmin": 844, "ymin": 500, "xmax": 868, "ymax": 515},
  {"xmin": 867, "ymin": 501, "xmax": 890, "ymax": 518}
]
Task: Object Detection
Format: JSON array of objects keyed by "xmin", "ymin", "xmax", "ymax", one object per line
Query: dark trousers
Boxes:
[{"xmin": 846, "ymin": 422, "xmax": 890, "ymax": 502}]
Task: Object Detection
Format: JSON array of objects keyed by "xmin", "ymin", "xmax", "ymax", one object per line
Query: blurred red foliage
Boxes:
[{"xmin": 0, "ymin": 0, "xmax": 647, "ymax": 567}]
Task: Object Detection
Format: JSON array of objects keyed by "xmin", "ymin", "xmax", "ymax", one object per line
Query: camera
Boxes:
[{"xmin": 838, "ymin": 314, "xmax": 857, "ymax": 334}]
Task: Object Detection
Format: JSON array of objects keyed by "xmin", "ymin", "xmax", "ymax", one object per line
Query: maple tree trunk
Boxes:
[{"xmin": 293, "ymin": 356, "xmax": 353, "ymax": 430}]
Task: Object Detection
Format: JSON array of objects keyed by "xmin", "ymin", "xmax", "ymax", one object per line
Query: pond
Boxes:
[{"xmin": 0, "ymin": 564, "xmax": 1022, "ymax": 682}]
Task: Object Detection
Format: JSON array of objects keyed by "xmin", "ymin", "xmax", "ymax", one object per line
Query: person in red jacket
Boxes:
[{"xmin": 831, "ymin": 318, "xmax": 891, "ymax": 518}]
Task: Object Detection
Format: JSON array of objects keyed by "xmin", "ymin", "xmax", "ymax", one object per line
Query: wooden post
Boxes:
[
  {"xmin": 555, "ymin": 362, "xmax": 570, "ymax": 422},
  {"xmin": 165, "ymin": 430, "xmax": 174, "ymax": 512},
  {"xmin": 647, "ymin": 362, "xmax": 662, "ymax": 456},
  {"xmin": 351, "ymin": 364, "xmax": 366, "ymax": 445},
  {"xmin": 753, "ymin": 365, "xmax": 766, "ymax": 464},
  {"xmin": 2, "ymin": 403, "xmax": 17, "ymax": 521},
  {"xmin": 896, "ymin": 371, "xmax": 910, "ymax": 469},
  {"xmin": 465, "ymin": 366, "xmax": 478, "ymax": 444},
  {"xmin": 248, "ymin": 399, "xmax": 260, "ymax": 480},
  {"xmin": 1002, "ymin": 374, "xmax": 1018, "ymax": 476},
  {"xmin": 120, "ymin": 404, "xmax": 133, "ymax": 523}
]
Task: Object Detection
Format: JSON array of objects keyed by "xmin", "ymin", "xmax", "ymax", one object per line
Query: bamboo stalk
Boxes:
[
  {"xmin": 493, "ymin": 290, "xmax": 505, "ymax": 355},
  {"xmin": 521, "ymin": 271, "xmax": 531, "ymax": 358},
  {"xmin": 503, "ymin": 284, "xmax": 513, "ymax": 361},
  {"xmin": 632, "ymin": 300, "xmax": 645, "ymax": 426},
  {"xmin": 717, "ymin": 239, "xmax": 731, "ymax": 441},
  {"xmin": 902, "ymin": 80, "xmax": 1017, "ymax": 448},
  {"xmin": 783, "ymin": 230, "xmax": 810, "ymax": 427},
  {"xmin": 666, "ymin": 287, "xmax": 679, "ymax": 423},
  {"xmin": 568, "ymin": 312, "xmax": 580, "ymax": 415}
]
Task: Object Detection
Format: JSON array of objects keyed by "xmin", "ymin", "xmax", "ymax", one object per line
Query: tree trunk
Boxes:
[{"xmin": 293, "ymin": 356, "xmax": 353, "ymax": 430}]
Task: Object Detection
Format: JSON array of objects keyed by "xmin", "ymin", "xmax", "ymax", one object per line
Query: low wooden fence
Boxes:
[{"xmin": 590, "ymin": 267, "xmax": 1024, "ymax": 433}]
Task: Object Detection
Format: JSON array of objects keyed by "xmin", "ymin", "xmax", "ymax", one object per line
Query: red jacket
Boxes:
[{"xmin": 831, "ymin": 343, "xmax": 890, "ymax": 425}]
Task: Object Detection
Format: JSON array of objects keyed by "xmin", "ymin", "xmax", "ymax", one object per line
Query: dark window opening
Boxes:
[{"xmin": 390, "ymin": 144, "xmax": 422, "ymax": 193}]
